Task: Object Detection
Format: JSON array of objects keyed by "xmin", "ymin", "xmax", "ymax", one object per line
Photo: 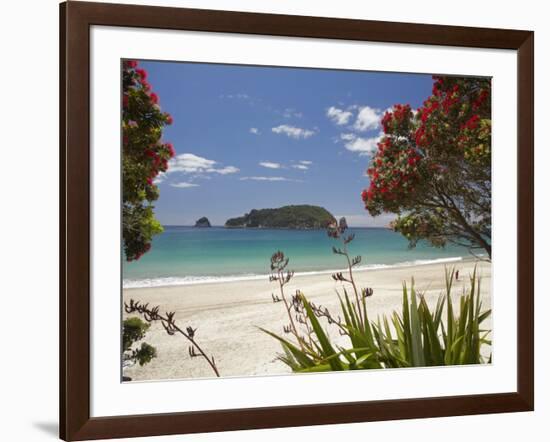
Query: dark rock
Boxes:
[{"xmin": 194, "ymin": 217, "xmax": 211, "ymax": 228}]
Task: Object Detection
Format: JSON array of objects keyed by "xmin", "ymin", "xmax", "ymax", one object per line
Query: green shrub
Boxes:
[
  {"xmin": 262, "ymin": 218, "xmax": 491, "ymax": 372},
  {"xmin": 123, "ymin": 317, "xmax": 151, "ymax": 352},
  {"xmin": 123, "ymin": 317, "xmax": 157, "ymax": 368},
  {"xmin": 131, "ymin": 342, "xmax": 158, "ymax": 366},
  {"xmin": 265, "ymin": 269, "xmax": 491, "ymax": 372}
]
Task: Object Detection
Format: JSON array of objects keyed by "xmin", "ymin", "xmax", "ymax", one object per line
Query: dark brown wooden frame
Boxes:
[{"xmin": 60, "ymin": 1, "xmax": 534, "ymax": 440}]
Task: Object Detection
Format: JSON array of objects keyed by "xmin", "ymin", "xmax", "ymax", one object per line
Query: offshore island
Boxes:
[{"xmin": 224, "ymin": 205, "xmax": 336, "ymax": 229}]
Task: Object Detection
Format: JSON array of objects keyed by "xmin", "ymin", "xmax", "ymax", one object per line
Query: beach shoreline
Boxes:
[
  {"xmin": 123, "ymin": 255, "xmax": 478, "ymax": 289},
  {"xmin": 123, "ymin": 258, "xmax": 491, "ymax": 382}
]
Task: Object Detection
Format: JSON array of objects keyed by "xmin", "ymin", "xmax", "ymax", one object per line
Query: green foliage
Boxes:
[
  {"xmin": 131, "ymin": 342, "xmax": 157, "ymax": 366},
  {"xmin": 362, "ymin": 76, "xmax": 492, "ymax": 258},
  {"xmin": 123, "ymin": 317, "xmax": 151, "ymax": 351},
  {"xmin": 123, "ymin": 317, "xmax": 157, "ymax": 367},
  {"xmin": 265, "ymin": 268, "xmax": 491, "ymax": 372},
  {"xmin": 225, "ymin": 205, "xmax": 336, "ymax": 229},
  {"xmin": 122, "ymin": 60, "xmax": 174, "ymax": 261},
  {"xmin": 125, "ymin": 300, "xmax": 220, "ymax": 376}
]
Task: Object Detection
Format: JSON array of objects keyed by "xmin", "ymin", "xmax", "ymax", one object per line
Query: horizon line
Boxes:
[{"xmin": 161, "ymin": 224, "xmax": 390, "ymax": 229}]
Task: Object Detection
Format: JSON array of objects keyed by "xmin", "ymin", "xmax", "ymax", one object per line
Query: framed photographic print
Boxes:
[{"xmin": 60, "ymin": 1, "xmax": 534, "ymax": 440}]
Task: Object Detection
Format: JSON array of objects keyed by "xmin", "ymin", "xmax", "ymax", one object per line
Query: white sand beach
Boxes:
[{"xmin": 123, "ymin": 259, "xmax": 491, "ymax": 381}]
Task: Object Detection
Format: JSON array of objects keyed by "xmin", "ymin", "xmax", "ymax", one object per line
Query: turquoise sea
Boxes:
[{"xmin": 123, "ymin": 226, "xmax": 474, "ymax": 288}]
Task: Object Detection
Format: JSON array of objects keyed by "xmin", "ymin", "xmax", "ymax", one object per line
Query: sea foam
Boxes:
[{"xmin": 123, "ymin": 256, "xmax": 463, "ymax": 289}]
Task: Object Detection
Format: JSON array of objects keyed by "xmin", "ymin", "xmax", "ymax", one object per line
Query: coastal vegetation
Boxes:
[
  {"xmin": 225, "ymin": 205, "xmax": 336, "ymax": 229},
  {"xmin": 122, "ymin": 60, "xmax": 175, "ymax": 262},
  {"xmin": 362, "ymin": 76, "xmax": 492, "ymax": 258},
  {"xmin": 121, "ymin": 66, "xmax": 493, "ymax": 380},
  {"xmin": 121, "ymin": 61, "xmax": 220, "ymax": 379},
  {"xmin": 122, "ymin": 60, "xmax": 174, "ymax": 379},
  {"xmin": 122, "ymin": 317, "xmax": 157, "ymax": 369},
  {"xmin": 263, "ymin": 218, "xmax": 491, "ymax": 371},
  {"xmin": 125, "ymin": 299, "xmax": 220, "ymax": 377}
]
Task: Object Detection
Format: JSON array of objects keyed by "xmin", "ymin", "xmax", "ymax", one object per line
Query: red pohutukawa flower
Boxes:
[
  {"xmin": 166, "ymin": 142, "xmax": 176, "ymax": 158},
  {"xmin": 377, "ymin": 138, "xmax": 392, "ymax": 152},
  {"xmin": 462, "ymin": 114, "xmax": 480, "ymax": 130},
  {"xmin": 392, "ymin": 104, "xmax": 411, "ymax": 122},
  {"xmin": 135, "ymin": 68, "xmax": 147, "ymax": 81},
  {"xmin": 360, "ymin": 75, "xmax": 492, "ymax": 260},
  {"xmin": 431, "ymin": 76, "xmax": 444, "ymax": 96},
  {"xmin": 149, "ymin": 92, "xmax": 159, "ymax": 105},
  {"xmin": 362, "ymin": 75, "xmax": 491, "ymax": 219},
  {"xmin": 362, "ymin": 134, "xmax": 422, "ymax": 210},
  {"xmin": 122, "ymin": 60, "xmax": 176, "ymax": 261},
  {"xmin": 381, "ymin": 104, "xmax": 412, "ymax": 134},
  {"xmin": 381, "ymin": 111, "xmax": 393, "ymax": 133},
  {"xmin": 473, "ymin": 90, "xmax": 489, "ymax": 110}
]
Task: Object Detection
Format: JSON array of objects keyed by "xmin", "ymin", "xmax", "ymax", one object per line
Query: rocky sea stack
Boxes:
[{"xmin": 194, "ymin": 217, "xmax": 212, "ymax": 228}]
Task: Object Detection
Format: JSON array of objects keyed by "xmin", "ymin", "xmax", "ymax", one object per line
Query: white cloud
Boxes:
[
  {"xmin": 221, "ymin": 93, "xmax": 250, "ymax": 100},
  {"xmin": 168, "ymin": 153, "xmax": 239, "ymax": 175},
  {"xmin": 214, "ymin": 166, "xmax": 240, "ymax": 175},
  {"xmin": 259, "ymin": 161, "xmax": 282, "ymax": 169},
  {"xmin": 240, "ymin": 176, "xmax": 300, "ymax": 182},
  {"xmin": 168, "ymin": 153, "xmax": 215, "ymax": 173},
  {"xmin": 249, "ymin": 127, "xmax": 260, "ymax": 135},
  {"xmin": 283, "ymin": 108, "xmax": 303, "ymax": 118},
  {"xmin": 346, "ymin": 137, "xmax": 379, "ymax": 155},
  {"xmin": 153, "ymin": 172, "xmax": 167, "ymax": 185},
  {"xmin": 353, "ymin": 106, "xmax": 383, "ymax": 132},
  {"xmin": 340, "ymin": 133, "xmax": 356, "ymax": 141},
  {"xmin": 340, "ymin": 133, "xmax": 382, "ymax": 156},
  {"xmin": 272, "ymin": 124, "xmax": 315, "ymax": 139},
  {"xmin": 259, "ymin": 160, "xmax": 311, "ymax": 170},
  {"xmin": 326, "ymin": 106, "xmax": 353, "ymax": 125},
  {"xmin": 170, "ymin": 182, "xmax": 199, "ymax": 188}
]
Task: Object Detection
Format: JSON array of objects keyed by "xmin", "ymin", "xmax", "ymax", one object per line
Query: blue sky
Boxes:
[{"xmin": 139, "ymin": 60, "xmax": 433, "ymax": 227}]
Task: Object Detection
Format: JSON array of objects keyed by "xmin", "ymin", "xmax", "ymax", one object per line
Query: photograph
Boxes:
[
  {"xmin": 121, "ymin": 59, "xmax": 492, "ymax": 382},
  {"xmin": 3, "ymin": 0, "xmax": 542, "ymax": 440}
]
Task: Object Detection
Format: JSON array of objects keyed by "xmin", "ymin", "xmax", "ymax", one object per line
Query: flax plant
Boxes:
[
  {"xmin": 263, "ymin": 218, "xmax": 491, "ymax": 372},
  {"xmin": 125, "ymin": 299, "xmax": 220, "ymax": 377}
]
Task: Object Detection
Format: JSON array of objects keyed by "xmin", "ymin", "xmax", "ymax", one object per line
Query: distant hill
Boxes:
[
  {"xmin": 225, "ymin": 205, "xmax": 336, "ymax": 229},
  {"xmin": 194, "ymin": 217, "xmax": 211, "ymax": 228}
]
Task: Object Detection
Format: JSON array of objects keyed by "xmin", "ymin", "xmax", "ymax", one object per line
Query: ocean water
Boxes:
[{"xmin": 123, "ymin": 227, "xmax": 474, "ymax": 288}]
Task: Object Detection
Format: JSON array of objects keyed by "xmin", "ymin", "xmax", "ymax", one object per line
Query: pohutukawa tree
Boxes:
[
  {"xmin": 362, "ymin": 76, "xmax": 491, "ymax": 258},
  {"xmin": 122, "ymin": 60, "xmax": 175, "ymax": 261}
]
